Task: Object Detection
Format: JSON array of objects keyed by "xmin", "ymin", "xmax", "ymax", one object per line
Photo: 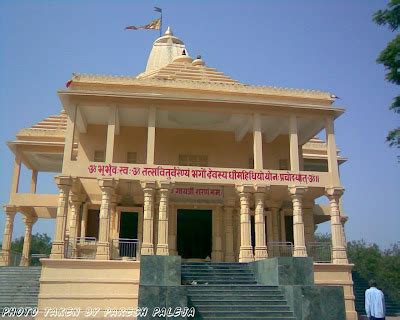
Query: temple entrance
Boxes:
[
  {"xmin": 116, "ymin": 212, "xmax": 139, "ymax": 259},
  {"xmin": 119, "ymin": 212, "xmax": 138, "ymax": 239},
  {"xmin": 177, "ymin": 209, "xmax": 212, "ymax": 260}
]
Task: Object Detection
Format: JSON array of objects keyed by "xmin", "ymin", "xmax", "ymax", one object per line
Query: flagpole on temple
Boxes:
[{"xmin": 154, "ymin": 6, "xmax": 162, "ymax": 37}]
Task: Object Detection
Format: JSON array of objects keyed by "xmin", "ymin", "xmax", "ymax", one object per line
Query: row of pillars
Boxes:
[
  {"xmin": 49, "ymin": 176, "xmax": 173, "ymax": 260},
  {"xmin": 237, "ymin": 185, "xmax": 348, "ymax": 264},
  {"xmin": 42, "ymin": 175, "xmax": 348, "ymax": 264},
  {"xmin": 2, "ymin": 180, "xmax": 348, "ymax": 265},
  {"xmin": 0, "ymin": 206, "xmax": 37, "ymax": 266}
]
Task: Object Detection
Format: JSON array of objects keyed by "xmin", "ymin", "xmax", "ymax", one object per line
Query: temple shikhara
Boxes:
[{"xmin": 1, "ymin": 27, "xmax": 358, "ymax": 319}]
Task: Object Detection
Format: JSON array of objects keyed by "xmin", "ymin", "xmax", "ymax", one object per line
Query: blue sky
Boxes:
[{"xmin": 0, "ymin": 1, "xmax": 399, "ymax": 248}]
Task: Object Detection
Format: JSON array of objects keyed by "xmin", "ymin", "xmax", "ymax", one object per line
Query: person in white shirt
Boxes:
[{"xmin": 365, "ymin": 280, "xmax": 386, "ymax": 320}]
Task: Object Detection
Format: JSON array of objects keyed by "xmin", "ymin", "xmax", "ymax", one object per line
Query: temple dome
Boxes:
[{"xmin": 145, "ymin": 27, "xmax": 188, "ymax": 72}]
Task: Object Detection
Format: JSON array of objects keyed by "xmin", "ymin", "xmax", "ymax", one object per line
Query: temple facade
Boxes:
[{"xmin": 1, "ymin": 28, "xmax": 357, "ymax": 319}]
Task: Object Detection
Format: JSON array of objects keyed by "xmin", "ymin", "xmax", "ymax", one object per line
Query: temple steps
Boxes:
[
  {"xmin": 0, "ymin": 267, "xmax": 41, "ymax": 312},
  {"xmin": 182, "ymin": 262, "xmax": 295, "ymax": 320}
]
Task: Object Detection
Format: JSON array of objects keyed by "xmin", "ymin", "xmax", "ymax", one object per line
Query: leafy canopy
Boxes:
[{"xmin": 373, "ymin": 0, "xmax": 400, "ymax": 152}]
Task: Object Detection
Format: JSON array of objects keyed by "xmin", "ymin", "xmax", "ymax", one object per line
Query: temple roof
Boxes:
[
  {"xmin": 137, "ymin": 60, "xmax": 239, "ymax": 84},
  {"xmin": 16, "ymin": 111, "xmax": 66, "ymax": 140}
]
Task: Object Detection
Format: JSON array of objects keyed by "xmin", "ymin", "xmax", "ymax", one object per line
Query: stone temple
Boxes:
[{"xmin": 0, "ymin": 27, "xmax": 357, "ymax": 319}]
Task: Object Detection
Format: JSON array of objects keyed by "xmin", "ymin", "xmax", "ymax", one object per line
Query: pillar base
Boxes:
[
  {"xmin": 211, "ymin": 250, "xmax": 223, "ymax": 262},
  {"xmin": 156, "ymin": 245, "xmax": 169, "ymax": 256},
  {"xmin": 0, "ymin": 251, "xmax": 10, "ymax": 266},
  {"xmin": 332, "ymin": 248, "xmax": 349, "ymax": 264},
  {"xmin": 254, "ymin": 247, "xmax": 268, "ymax": 260},
  {"xmin": 141, "ymin": 243, "xmax": 154, "ymax": 256},
  {"xmin": 293, "ymin": 246, "xmax": 308, "ymax": 257},
  {"xmin": 19, "ymin": 256, "xmax": 29, "ymax": 267},
  {"xmin": 224, "ymin": 253, "xmax": 235, "ymax": 262},
  {"xmin": 50, "ymin": 241, "xmax": 65, "ymax": 259},
  {"xmin": 96, "ymin": 242, "xmax": 110, "ymax": 260},
  {"xmin": 239, "ymin": 246, "xmax": 254, "ymax": 262}
]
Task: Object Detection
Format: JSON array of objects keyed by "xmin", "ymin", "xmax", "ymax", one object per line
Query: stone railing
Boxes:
[
  {"xmin": 64, "ymin": 237, "xmax": 97, "ymax": 259},
  {"xmin": 111, "ymin": 238, "xmax": 140, "ymax": 261},
  {"xmin": 306, "ymin": 242, "xmax": 332, "ymax": 263},
  {"xmin": 0, "ymin": 250, "xmax": 22, "ymax": 266},
  {"xmin": 267, "ymin": 242, "xmax": 294, "ymax": 257}
]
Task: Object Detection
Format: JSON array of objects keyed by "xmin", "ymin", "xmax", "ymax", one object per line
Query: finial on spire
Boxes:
[{"xmin": 165, "ymin": 26, "xmax": 173, "ymax": 36}]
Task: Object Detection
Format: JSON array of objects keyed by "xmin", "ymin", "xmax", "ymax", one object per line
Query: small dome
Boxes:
[
  {"xmin": 192, "ymin": 55, "xmax": 205, "ymax": 67},
  {"xmin": 173, "ymin": 49, "xmax": 193, "ymax": 63}
]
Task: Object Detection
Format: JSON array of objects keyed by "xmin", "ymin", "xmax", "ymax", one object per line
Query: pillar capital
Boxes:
[
  {"xmin": 236, "ymin": 184, "xmax": 253, "ymax": 194},
  {"xmin": 253, "ymin": 184, "xmax": 269, "ymax": 194},
  {"xmin": 157, "ymin": 181, "xmax": 173, "ymax": 191},
  {"xmin": 55, "ymin": 176, "xmax": 72, "ymax": 191},
  {"xmin": 69, "ymin": 194, "xmax": 83, "ymax": 205},
  {"xmin": 266, "ymin": 200, "xmax": 282, "ymax": 209},
  {"xmin": 3, "ymin": 205, "xmax": 17, "ymax": 218},
  {"xmin": 141, "ymin": 180, "xmax": 156, "ymax": 191},
  {"xmin": 22, "ymin": 215, "xmax": 37, "ymax": 227},
  {"xmin": 325, "ymin": 187, "xmax": 345, "ymax": 200},
  {"xmin": 288, "ymin": 186, "xmax": 307, "ymax": 198},
  {"xmin": 98, "ymin": 178, "xmax": 118, "ymax": 191}
]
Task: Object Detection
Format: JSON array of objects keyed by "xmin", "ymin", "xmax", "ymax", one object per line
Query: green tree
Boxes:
[
  {"xmin": 347, "ymin": 240, "xmax": 400, "ymax": 302},
  {"xmin": 373, "ymin": 0, "xmax": 400, "ymax": 155},
  {"xmin": 10, "ymin": 233, "xmax": 52, "ymax": 265},
  {"xmin": 314, "ymin": 232, "xmax": 331, "ymax": 243}
]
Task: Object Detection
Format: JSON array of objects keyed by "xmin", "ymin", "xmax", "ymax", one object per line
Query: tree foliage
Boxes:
[
  {"xmin": 315, "ymin": 233, "xmax": 400, "ymax": 301},
  {"xmin": 373, "ymin": 0, "xmax": 400, "ymax": 154},
  {"xmin": 9, "ymin": 233, "xmax": 52, "ymax": 265},
  {"xmin": 347, "ymin": 240, "xmax": 400, "ymax": 301},
  {"xmin": 10, "ymin": 233, "xmax": 52, "ymax": 255}
]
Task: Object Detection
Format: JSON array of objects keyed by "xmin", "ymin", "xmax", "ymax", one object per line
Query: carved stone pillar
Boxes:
[
  {"xmin": 109, "ymin": 195, "xmax": 118, "ymax": 241},
  {"xmin": 326, "ymin": 187, "xmax": 348, "ymax": 264},
  {"xmin": 20, "ymin": 216, "xmax": 37, "ymax": 266},
  {"xmin": 141, "ymin": 181, "xmax": 155, "ymax": 255},
  {"xmin": 224, "ymin": 199, "xmax": 235, "ymax": 262},
  {"xmin": 50, "ymin": 176, "xmax": 72, "ymax": 259},
  {"xmin": 280, "ymin": 209, "xmax": 286, "ymax": 242},
  {"xmin": 168, "ymin": 204, "xmax": 177, "ymax": 255},
  {"xmin": 254, "ymin": 187, "xmax": 268, "ymax": 260},
  {"xmin": 237, "ymin": 186, "xmax": 254, "ymax": 262},
  {"xmin": 341, "ymin": 216, "xmax": 348, "ymax": 248},
  {"xmin": 69, "ymin": 195, "xmax": 82, "ymax": 241},
  {"xmin": 80, "ymin": 203, "xmax": 88, "ymax": 238},
  {"xmin": 271, "ymin": 207, "xmax": 280, "ymax": 242},
  {"xmin": 96, "ymin": 178, "xmax": 116, "ymax": 260},
  {"xmin": 0, "ymin": 206, "xmax": 17, "ymax": 266},
  {"xmin": 212, "ymin": 206, "xmax": 223, "ymax": 261},
  {"xmin": 303, "ymin": 201, "xmax": 315, "ymax": 244},
  {"xmin": 156, "ymin": 182, "xmax": 171, "ymax": 255},
  {"xmin": 289, "ymin": 186, "xmax": 307, "ymax": 257}
]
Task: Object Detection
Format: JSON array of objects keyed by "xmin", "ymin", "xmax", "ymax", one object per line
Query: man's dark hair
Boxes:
[{"xmin": 369, "ymin": 279, "xmax": 378, "ymax": 287}]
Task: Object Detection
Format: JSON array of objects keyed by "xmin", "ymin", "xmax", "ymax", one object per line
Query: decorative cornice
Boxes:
[{"xmin": 69, "ymin": 73, "xmax": 333, "ymax": 101}]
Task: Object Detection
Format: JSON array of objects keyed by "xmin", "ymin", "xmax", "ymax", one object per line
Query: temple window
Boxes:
[
  {"xmin": 94, "ymin": 150, "xmax": 105, "ymax": 162},
  {"xmin": 127, "ymin": 152, "xmax": 137, "ymax": 164},
  {"xmin": 179, "ymin": 154, "xmax": 208, "ymax": 167},
  {"xmin": 279, "ymin": 159, "xmax": 289, "ymax": 170}
]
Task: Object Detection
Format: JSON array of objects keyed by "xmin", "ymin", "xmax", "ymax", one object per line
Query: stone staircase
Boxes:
[
  {"xmin": 352, "ymin": 271, "xmax": 400, "ymax": 316},
  {"xmin": 182, "ymin": 262, "xmax": 296, "ymax": 320},
  {"xmin": 0, "ymin": 267, "xmax": 41, "ymax": 313}
]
